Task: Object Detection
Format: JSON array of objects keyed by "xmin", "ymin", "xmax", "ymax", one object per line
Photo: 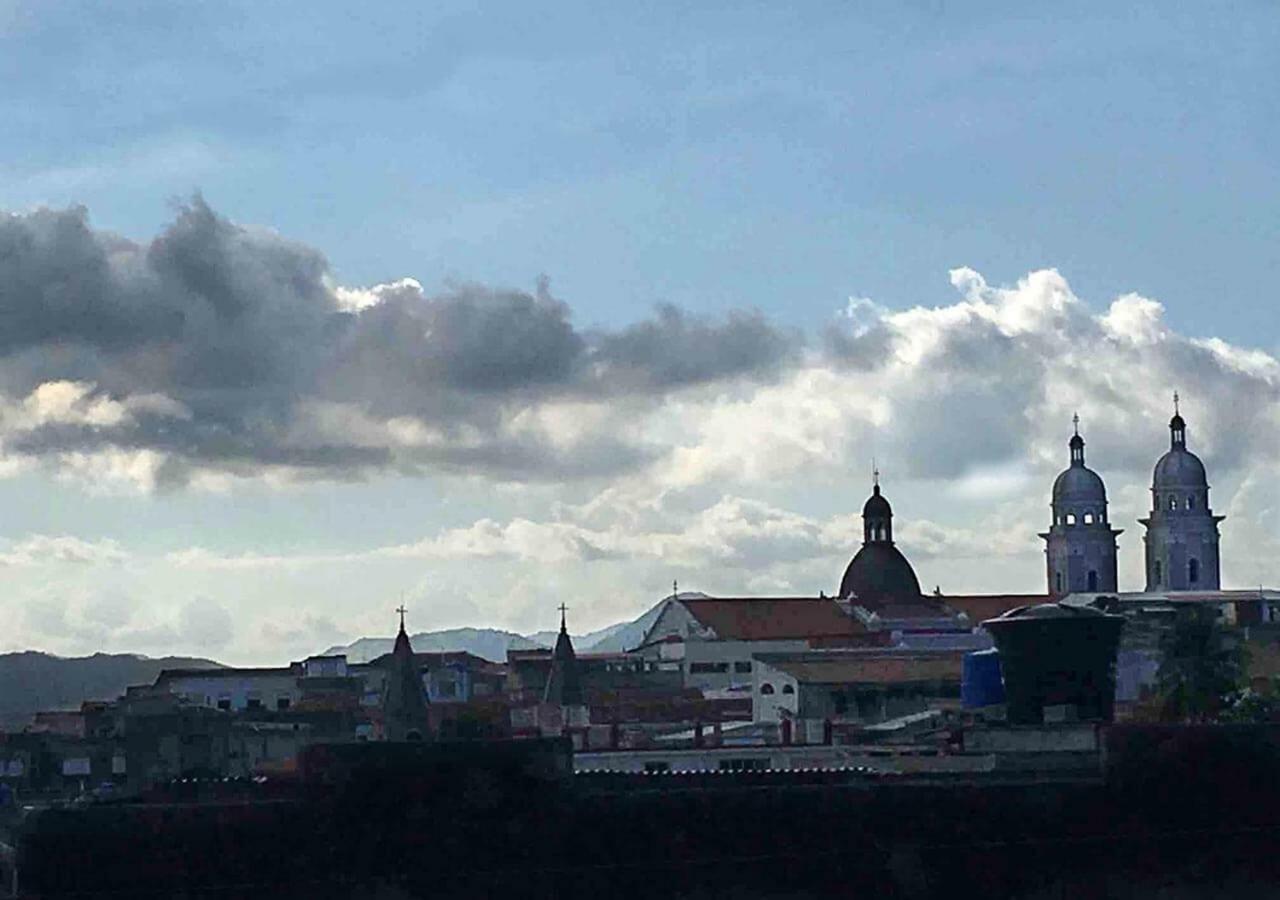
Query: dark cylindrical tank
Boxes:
[
  {"xmin": 982, "ymin": 603, "xmax": 1124, "ymax": 725},
  {"xmin": 961, "ymin": 649, "xmax": 1005, "ymax": 708}
]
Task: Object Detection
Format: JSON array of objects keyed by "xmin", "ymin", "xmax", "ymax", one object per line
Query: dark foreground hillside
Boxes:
[{"xmin": 14, "ymin": 727, "xmax": 1280, "ymax": 899}]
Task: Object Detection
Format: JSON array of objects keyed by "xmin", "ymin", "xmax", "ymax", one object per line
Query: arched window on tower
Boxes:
[
  {"xmin": 1083, "ymin": 512, "xmax": 1094, "ymax": 525},
  {"xmin": 760, "ymin": 683, "xmax": 775, "ymax": 695},
  {"xmin": 1186, "ymin": 495, "xmax": 1195, "ymax": 511},
  {"xmin": 1087, "ymin": 570, "xmax": 1098, "ymax": 591},
  {"xmin": 1065, "ymin": 513, "xmax": 1076, "ymax": 526},
  {"xmin": 1189, "ymin": 558, "xmax": 1200, "ymax": 584},
  {"xmin": 1154, "ymin": 561, "xmax": 1163, "ymax": 586},
  {"xmin": 1168, "ymin": 496, "xmax": 1178, "ymax": 511}
]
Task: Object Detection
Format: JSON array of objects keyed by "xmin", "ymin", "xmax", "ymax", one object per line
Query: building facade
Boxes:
[
  {"xmin": 1041, "ymin": 419, "xmax": 1121, "ymax": 598},
  {"xmin": 1140, "ymin": 403, "xmax": 1224, "ymax": 591}
]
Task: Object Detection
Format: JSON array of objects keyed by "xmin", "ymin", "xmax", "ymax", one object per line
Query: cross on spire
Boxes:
[
  {"xmin": 1072, "ymin": 412, "xmax": 1080, "ymax": 436},
  {"xmin": 872, "ymin": 458, "xmax": 880, "ymax": 489},
  {"xmin": 558, "ymin": 602, "xmax": 568, "ymax": 631},
  {"xmin": 1173, "ymin": 391, "xmax": 1180, "ymax": 415},
  {"xmin": 395, "ymin": 604, "xmax": 407, "ymax": 632}
]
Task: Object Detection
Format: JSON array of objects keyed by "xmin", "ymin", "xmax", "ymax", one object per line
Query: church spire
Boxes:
[
  {"xmin": 1170, "ymin": 392, "xmax": 1187, "ymax": 449},
  {"xmin": 862, "ymin": 471, "xmax": 893, "ymax": 544},
  {"xmin": 543, "ymin": 605, "xmax": 583, "ymax": 707},
  {"xmin": 1069, "ymin": 413, "xmax": 1085, "ymax": 466}
]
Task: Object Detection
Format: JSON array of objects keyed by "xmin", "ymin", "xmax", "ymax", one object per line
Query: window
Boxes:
[
  {"xmin": 689, "ymin": 662, "xmax": 729, "ymax": 674},
  {"xmin": 276, "ymin": 697, "xmax": 291, "ymax": 711},
  {"xmin": 734, "ymin": 661, "xmax": 752, "ymax": 674},
  {"xmin": 1087, "ymin": 570, "xmax": 1098, "ymax": 591},
  {"xmin": 1065, "ymin": 513, "xmax": 1076, "ymax": 525},
  {"xmin": 217, "ymin": 697, "xmax": 231, "ymax": 711},
  {"xmin": 644, "ymin": 761, "xmax": 670, "ymax": 774},
  {"xmin": 1186, "ymin": 496, "xmax": 1195, "ymax": 510},
  {"xmin": 760, "ymin": 683, "xmax": 775, "ymax": 695},
  {"xmin": 1055, "ymin": 572, "xmax": 1063, "ymax": 593},
  {"xmin": 1189, "ymin": 558, "xmax": 1200, "ymax": 584},
  {"xmin": 1168, "ymin": 496, "xmax": 1177, "ymax": 511},
  {"xmin": 1083, "ymin": 512, "xmax": 1094, "ymax": 525},
  {"xmin": 718, "ymin": 758, "xmax": 766, "ymax": 772},
  {"xmin": 1154, "ymin": 561, "xmax": 1163, "ymax": 585},
  {"xmin": 832, "ymin": 692, "xmax": 849, "ymax": 715},
  {"xmin": 245, "ymin": 698, "xmax": 263, "ymax": 711},
  {"xmin": 781, "ymin": 684, "xmax": 795, "ymax": 695}
]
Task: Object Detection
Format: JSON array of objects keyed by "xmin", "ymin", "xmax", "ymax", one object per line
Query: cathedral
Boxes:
[
  {"xmin": 837, "ymin": 396, "xmax": 1226, "ymax": 610},
  {"xmin": 1043, "ymin": 396, "xmax": 1223, "ymax": 597}
]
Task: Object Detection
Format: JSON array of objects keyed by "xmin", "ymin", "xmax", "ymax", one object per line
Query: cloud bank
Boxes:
[{"xmin": 4, "ymin": 198, "xmax": 1280, "ymax": 660}]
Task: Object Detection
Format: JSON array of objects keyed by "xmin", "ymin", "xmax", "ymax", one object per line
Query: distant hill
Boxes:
[
  {"xmin": 325, "ymin": 595, "xmax": 687, "ymax": 663},
  {"xmin": 322, "ymin": 628, "xmax": 547, "ymax": 664},
  {"xmin": 0, "ymin": 651, "xmax": 223, "ymax": 731}
]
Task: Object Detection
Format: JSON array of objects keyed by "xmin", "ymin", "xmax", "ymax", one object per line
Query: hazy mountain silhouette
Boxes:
[
  {"xmin": 0, "ymin": 651, "xmax": 223, "ymax": 730},
  {"xmin": 324, "ymin": 596, "xmax": 678, "ymax": 663}
]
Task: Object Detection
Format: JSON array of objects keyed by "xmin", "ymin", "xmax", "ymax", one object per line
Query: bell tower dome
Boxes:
[
  {"xmin": 1040, "ymin": 415, "xmax": 1122, "ymax": 598},
  {"xmin": 1140, "ymin": 395, "xmax": 1223, "ymax": 590}
]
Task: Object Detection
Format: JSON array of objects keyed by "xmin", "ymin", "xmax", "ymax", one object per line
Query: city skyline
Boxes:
[{"xmin": 2, "ymin": 4, "xmax": 1278, "ymax": 665}]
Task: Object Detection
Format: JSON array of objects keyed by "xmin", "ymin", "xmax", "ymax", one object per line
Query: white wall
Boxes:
[{"xmin": 753, "ymin": 660, "xmax": 800, "ymax": 722}]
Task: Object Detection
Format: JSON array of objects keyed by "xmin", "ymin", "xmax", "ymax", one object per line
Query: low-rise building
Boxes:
[{"xmin": 753, "ymin": 649, "xmax": 964, "ymax": 743}]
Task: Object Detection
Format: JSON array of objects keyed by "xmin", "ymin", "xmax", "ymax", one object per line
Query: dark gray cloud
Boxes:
[
  {"xmin": 0, "ymin": 198, "xmax": 803, "ymax": 485},
  {"xmin": 591, "ymin": 304, "xmax": 801, "ymax": 390}
]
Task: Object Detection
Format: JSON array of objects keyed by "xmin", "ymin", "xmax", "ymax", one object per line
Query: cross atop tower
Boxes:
[
  {"xmin": 672, "ymin": 579, "xmax": 678, "ymax": 599},
  {"xmin": 558, "ymin": 602, "xmax": 568, "ymax": 631},
  {"xmin": 872, "ymin": 458, "xmax": 880, "ymax": 489},
  {"xmin": 1173, "ymin": 391, "xmax": 1180, "ymax": 415},
  {"xmin": 1072, "ymin": 412, "xmax": 1080, "ymax": 436},
  {"xmin": 395, "ymin": 604, "xmax": 407, "ymax": 632}
]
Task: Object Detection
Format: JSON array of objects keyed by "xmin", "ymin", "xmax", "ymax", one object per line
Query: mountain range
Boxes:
[
  {"xmin": 0, "ymin": 595, "xmax": 688, "ymax": 728},
  {"xmin": 322, "ymin": 595, "xmax": 684, "ymax": 663}
]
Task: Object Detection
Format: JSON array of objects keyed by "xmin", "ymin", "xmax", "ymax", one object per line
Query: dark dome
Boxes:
[
  {"xmin": 1052, "ymin": 465, "xmax": 1107, "ymax": 503},
  {"xmin": 863, "ymin": 484, "xmax": 892, "ymax": 519},
  {"xmin": 839, "ymin": 542, "xmax": 922, "ymax": 605},
  {"xmin": 1154, "ymin": 448, "xmax": 1207, "ymax": 488}
]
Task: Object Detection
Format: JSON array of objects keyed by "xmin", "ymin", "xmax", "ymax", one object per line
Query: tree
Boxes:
[{"xmin": 1155, "ymin": 604, "xmax": 1247, "ymax": 723}]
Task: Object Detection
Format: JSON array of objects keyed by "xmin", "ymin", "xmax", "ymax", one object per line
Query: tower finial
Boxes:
[
  {"xmin": 395, "ymin": 604, "xmax": 407, "ymax": 633},
  {"xmin": 1072, "ymin": 412, "xmax": 1080, "ymax": 436},
  {"xmin": 1174, "ymin": 391, "xmax": 1180, "ymax": 416},
  {"xmin": 558, "ymin": 602, "xmax": 568, "ymax": 633},
  {"xmin": 872, "ymin": 458, "xmax": 880, "ymax": 493},
  {"xmin": 672, "ymin": 579, "xmax": 678, "ymax": 599}
]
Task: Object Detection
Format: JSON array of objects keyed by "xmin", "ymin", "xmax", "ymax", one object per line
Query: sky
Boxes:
[{"xmin": 0, "ymin": 1, "xmax": 1278, "ymax": 665}]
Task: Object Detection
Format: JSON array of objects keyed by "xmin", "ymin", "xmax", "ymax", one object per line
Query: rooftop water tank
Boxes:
[{"xmin": 982, "ymin": 603, "xmax": 1124, "ymax": 725}]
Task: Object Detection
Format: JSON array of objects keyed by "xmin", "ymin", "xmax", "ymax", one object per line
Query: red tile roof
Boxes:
[
  {"xmin": 938, "ymin": 594, "xmax": 1048, "ymax": 624},
  {"xmin": 764, "ymin": 652, "xmax": 964, "ymax": 686},
  {"xmin": 681, "ymin": 597, "xmax": 868, "ymax": 642}
]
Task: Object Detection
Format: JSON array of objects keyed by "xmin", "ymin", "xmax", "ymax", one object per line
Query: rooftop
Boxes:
[
  {"xmin": 756, "ymin": 650, "xmax": 964, "ymax": 685},
  {"xmin": 676, "ymin": 596, "xmax": 868, "ymax": 643}
]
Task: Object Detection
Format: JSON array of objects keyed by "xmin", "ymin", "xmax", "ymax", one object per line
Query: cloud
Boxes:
[
  {"xmin": 0, "ymin": 198, "xmax": 802, "ymax": 488},
  {"xmin": 178, "ymin": 597, "xmax": 234, "ymax": 651},
  {"xmin": 0, "ymin": 534, "xmax": 127, "ymax": 566}
]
